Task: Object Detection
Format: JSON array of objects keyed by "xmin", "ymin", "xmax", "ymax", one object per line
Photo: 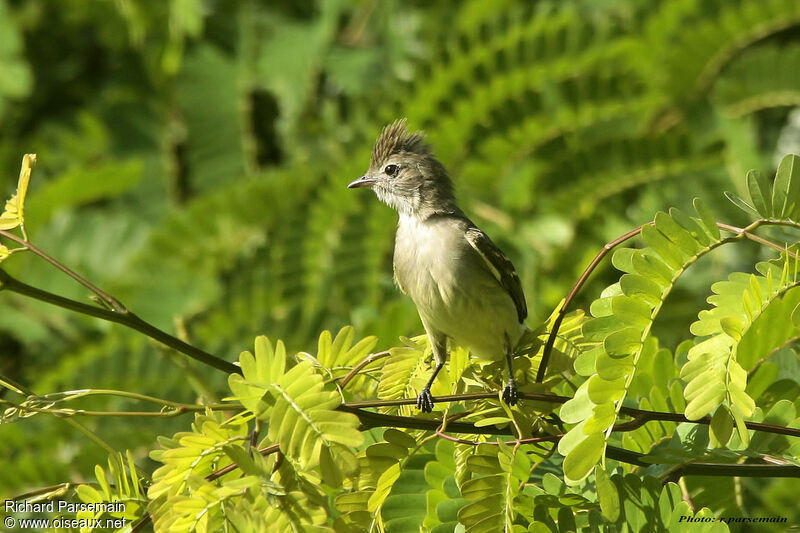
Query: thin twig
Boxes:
[
  {"xmin": 0, "ymin": 371, "xmax": 117, "ymax": 456},
  {"xmin": 0, "ymin": 269, "xmax": 240, "ymax": 375},
  {"xmin": 0, "ymin": 229, "xmax": 127, "ymax": 312},
  {"xmin": 0, "ymin": 399, "xmax": 241, "ymax": 419},
  {"xmin": 717, "ymin": 221, "xmax": 800, "ymax": 259},
  {"xmin": 338, "ymin": 350, "xmax": 391, "ymax": 389},
  {"xmin": 535, "ymin": 224, "xmax": 649, "ymax": 382}
]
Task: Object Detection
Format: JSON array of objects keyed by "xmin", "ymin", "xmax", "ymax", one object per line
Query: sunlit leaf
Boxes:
[
  {"xmin": 0, "ymin": 153, "xmax": 36, "ymax": 231},
  {"xmin": 709, "ymin": 406, "xmax": 733, "ymax": 448},
  {"xmin": 595, "ymin": 466, "xmax": 619, "ymax": 522},
  {"xmin": 563, "ymin": 433, "xmax": 605, "ymax": 484}
]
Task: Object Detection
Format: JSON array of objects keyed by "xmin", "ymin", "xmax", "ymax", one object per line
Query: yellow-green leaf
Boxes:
[
  {"xmin": 730, "ymin": 405, "xmax": 751, "ymax": 448},
  {"xmin": 563, "ymin": 432, "xmax": 605, "ymax": 484},
  {"xmin": 0, "ymin": 154, "xmax": 36, "ymax": 230},
  {"xmin": 595, "ymin": 466, "xmax": 620, "ymax": 521},
  {"xmin": 709, "ymin": 406, "xmax": 733, "ymax": 448}
]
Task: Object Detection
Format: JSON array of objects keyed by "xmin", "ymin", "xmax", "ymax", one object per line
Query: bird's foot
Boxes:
[
  {"xmin": 502, "ymin": 380, "xmax": 519, "ymax": 406},
  {"xmin": 417, "ymin": 388, "xmax": 435, "ymax": 413}
]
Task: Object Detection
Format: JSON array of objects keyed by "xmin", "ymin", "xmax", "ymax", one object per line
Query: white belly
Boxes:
[{"xmin": 394, "ymin": 215, "xmax": 523, "ymax": 359}]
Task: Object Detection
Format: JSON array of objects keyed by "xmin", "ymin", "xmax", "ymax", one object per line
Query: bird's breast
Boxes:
[
  {"xmin": 393, "ymin": 215, "xmax": 522, "ymax": 358},
  {"xmin": 394, "ymin": 216, "xmax": 464, "ymax": 302}
]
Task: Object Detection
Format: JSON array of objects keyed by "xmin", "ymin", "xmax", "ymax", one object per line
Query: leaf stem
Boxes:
[
  {"xmin": 338, "ymin": 350, "xmax": 391, "ymax": 389},
  {"xmin": 0, "ymin": 374, "xmax": 117, "ymax": 456}
]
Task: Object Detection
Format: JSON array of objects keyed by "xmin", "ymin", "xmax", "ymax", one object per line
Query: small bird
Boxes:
[{"xmin": 348, "ymin": 119, "xmax": 528, "ymax": 412}]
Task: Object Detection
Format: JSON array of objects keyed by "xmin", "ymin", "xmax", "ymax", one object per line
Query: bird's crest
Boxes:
[{"xmin": 370, "ymin": 118, "xmax": 429, "ymax": 168}]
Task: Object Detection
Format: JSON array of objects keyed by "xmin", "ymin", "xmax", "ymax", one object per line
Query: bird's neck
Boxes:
[{"xmin": 400, "ymin": 194, "xmax": 462, "ymax": 222}]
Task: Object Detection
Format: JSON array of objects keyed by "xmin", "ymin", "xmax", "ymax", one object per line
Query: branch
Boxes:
[
  {"xmin": 339, "ymin": 392, "xmax": 800, "ymax": 438},
  {"xmin": 0, "ymin": 269, "xmax": 240, "ymax": 375},
  {"xmin": 338, "ymin": 404, "xmax": 800, "ymax": 477}
]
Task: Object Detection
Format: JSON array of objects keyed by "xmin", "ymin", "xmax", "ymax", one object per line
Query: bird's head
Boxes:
[{"xmin": 348, "ymin": 119, "xmax": 456, "ymax": 217}]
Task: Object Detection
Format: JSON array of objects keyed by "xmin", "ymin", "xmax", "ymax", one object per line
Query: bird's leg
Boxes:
[
  {"xmin": 502, "ymin": 349, "xmax": 519, "ymax": 406},
  {"xmin": 417, "ymin": 360, "xmax": 444, "ymax": 413}
]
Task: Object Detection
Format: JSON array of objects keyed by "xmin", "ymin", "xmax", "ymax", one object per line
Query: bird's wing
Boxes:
[{"xmin": 465, "ymin": 226, "xmax": 527, "ymax": 323}]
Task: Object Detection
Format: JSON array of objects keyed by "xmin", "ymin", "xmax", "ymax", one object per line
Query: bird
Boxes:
[{"xmin": 348, "ymin": 119, "xmax": 528, "ymax": 413}]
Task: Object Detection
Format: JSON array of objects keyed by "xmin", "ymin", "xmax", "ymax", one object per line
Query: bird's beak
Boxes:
[{"xmin": 348, "ymin": 175, "xmax": 376, "ymax": 189}]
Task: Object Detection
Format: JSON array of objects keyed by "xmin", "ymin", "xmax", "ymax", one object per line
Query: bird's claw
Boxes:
[
  {"xmin": 502, "ymin": 380, "xmax": 519, "ymax": 406},
  {"xmin": 417, "ymin": 388, "xmax": 435, "ymax": 413}
]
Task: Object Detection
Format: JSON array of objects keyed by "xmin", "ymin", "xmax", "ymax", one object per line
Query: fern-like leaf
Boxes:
[
  {"xmin": 559, "ymin": 202, "xmax": 723, "ymax": 483},
  {"xmin": 682, "ymin": 258, "xmax": 800, "ymax": 445},
  {"xmin": 228, "ymin": 335, "xmax": 363, "ymax": 478}
]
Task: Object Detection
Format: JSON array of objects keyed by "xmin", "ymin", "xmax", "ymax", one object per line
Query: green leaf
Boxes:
[
  {"xmin": 620, "ymin": 274, "xmax": 663, "ymax": 307},
  {"xmin": 563, "ymin": 432, "xmax": 605, "ymax": 484},
  {"xmin": 791, "ymin": 301, "xmax": 800, "ymax": 327},
  {"xmin": 631, "ymin": 251, "xmax": 673, "ymax": 286},
  {"xmin": 595, "ymin": 350, "xmax": 634, "ymax": 380},
  {"xmin": 0, "ymin": 154, "xmax": 35, "ymax": 230},
  {"xmin": 474, "ymin": 417, "xmax": 512, "ymax": 427},
  {"xmin": 746, "ymin": 169, "xmax": 772, "ymax": 216},
  {"xmin": 603, "ymin": 327, "xmax": 644, "ymax": 356},
  {"xmin": 320, "ymin": 445, "xmax": 343, "ymax": 488},
  {"xmin": 369, "ymin": 462, "xmax": 401, "ymax": 513},
  {"xmin": 611, "ymin": 247, "xmax": 636, "ymax": 273},
  {"xmin": 727, "ymin": 360, "xmax": 755, "ymax": 417},
  {"xmin": 366, "ymin": 443, "xmax": 409, "ymax": 459},
  {"xmin": 611, "ymin": 296, "xmax": 652, "ymax": 328},
  {"xmin": 724, "ymin": 191, "xmax": 761, "ymax": 218},
  {"xmin": 720, "ymin": 317, "xmax": 743, "ymax": 340},
  {"xmin": 654, "ymin": 211, "xmax": 702, "ymax": 255},
  {"xmin": 669, "ymin": 208, "xmax": 712, "ymax": 246},
  {"xmin": 692, "ymin": 197, "xmax": 720, "ymax": 239},
  {"xmin": 595, "ymin": 466, "xmax": 620, "ymax": 522},
  {"xmin": 640, "ymin": 224, "xmax": 684, "ymax": 269},
  {"xmin": 587, "ymin": 376, "xmax": 626, "ymax": 403},
  {"xmin": 384, "ymin": 429, "xmax": 417, "ymax": 449},
  {"xmin": 582, "ymin": 316, "xmax": 622, "ymax": 341},
  {"xmin": 730, "ymin": 404, "xmax": 751, "ymax": 448},
  {"xmin": 583, "ymin": 402, "xmax": 616, "ymax": 433},
  {"xmin": 772, "ymin": 154, "xmax": 800, "ymax": 218},
  {"xmin": 709, "ymin": 406, "xmax": 733, "ymax": 448},
  {"xmin": 684, "ymin": 380, "xmax": 726, "ymax": 420},
  {"xmin": 559, "ymin": 383, "xmax": 594, "ymax": 424}
]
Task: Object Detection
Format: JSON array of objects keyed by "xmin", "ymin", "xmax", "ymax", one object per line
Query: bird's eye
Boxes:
[{"xmin": 384, "ymin": 164, "xmax": 399, "ymax": 177}]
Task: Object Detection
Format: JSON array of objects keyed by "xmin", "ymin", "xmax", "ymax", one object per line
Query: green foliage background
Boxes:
[{"xmin": 1, "ymin": 0, "xmax": 800, "ymax": 531}]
